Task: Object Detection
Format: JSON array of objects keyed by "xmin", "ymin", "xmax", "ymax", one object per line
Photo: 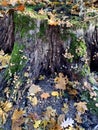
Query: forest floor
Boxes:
[{"xmin": 0, "ymin": 69, "xmax": 98, "ymax": 130}]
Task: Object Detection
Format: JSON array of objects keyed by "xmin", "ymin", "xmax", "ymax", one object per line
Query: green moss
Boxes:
[
  {"xmin": 70, "ymin": 16, "xmax": 88, "ymax": 30},
  {"xmin": 37, "ymin": 21, "xmax": 48, "ymax": 38},
  {"xmin": 5, "ymin": 43, "xmax": 27, "ymax": 79},
  {"xmin": 14, "ymin": 12, "xmax": 36, "ymax": 37},
  {"xmin": 69, "ymin": 33, "xmax": 87, "ymax": 60}
]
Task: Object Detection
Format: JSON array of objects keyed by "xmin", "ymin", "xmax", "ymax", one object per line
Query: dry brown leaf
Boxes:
[
  {"xmin": 15, "ymin": 4, "xmax": 25, "ymax": 12},
  {"xmin": 57, "ymin": 114, "xmax": 65, "ymax": 125},
  {"xmin": 61, "ymin": 103, "xmax": 69, "ymax": 114},
  {"xmin": 38, "ymin": 9, "xmax": 45, "ymax": 15},
  {"xmin": 54, "ymin": 73, "xmax": 68, "ymax": 90},
  {"xmin": 50, "ymin": 123, "xmax": 63, "ymax": 130},
  {"xmin": 0, "ymin": 108, "xmax": 7, "ymax": 124},
  {"xmin": 0, "ymin": 101, "xmax": 12, "ymax": 112},
  {"xmin": 75, "ymin": 112, "xmax": 82, "ymax": 123},
  {"xmin": 44, "ymin": 106, "xmax": 56, "ymax": 118},
  {"xmin": 12, "ymin": 109, "xmax": 25, "ymax": 121},
  {"xmin": 28, "ymin": 112, "xmax": 39, "ymax": 121},
  {"xmin": 48, "ymin": 18, "xmax": 58, "ymax": 26},
  {"xmin": 68, "ymin": 88, "xmax": 78, "ymax": 96},
  {"xmin": 40, "ymin": 92, "xmax": 50, "ymax": 99},
  {"xmin": 1, "ymin": 0, "xmax": 9, "ymax": 6},
  {"xmin": 74, "ymin": 102, "xmax": 88, "ymax": 114},
  {"xmin": 12, "ymin": 109, "xmax": 25, "ymax": 130},
  {"xmin": 29, "ymin": 84, "xmax": 42, "ymax": 96}
]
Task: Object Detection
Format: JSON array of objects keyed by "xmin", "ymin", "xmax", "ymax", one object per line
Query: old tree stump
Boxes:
[
  {"xmin": 0, "ymin": 5, "xmax": 98, "ymax": 130},
  {"xmin": 0, "ymin": 12, "xmax": 98, "ymax": 86}
]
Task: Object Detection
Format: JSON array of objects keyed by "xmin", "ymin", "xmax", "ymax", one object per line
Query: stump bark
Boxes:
[{"xmin": 0, "ymin": 11, "xmax": 14, "ymax": 53}]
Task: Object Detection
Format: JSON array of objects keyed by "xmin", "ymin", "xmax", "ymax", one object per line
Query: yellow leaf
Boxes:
[
  {"xmin": 51, "ymin": 91, "xmax": 59, "ymax": 97},
  {"xmin": 1, "ymin": 101, "xmax": 12, "ymax": 112},
  {"xmin": 39, "ymin": 75, "xmax": 45, "ymax": 80},
  {"xmin": 48, "ymin": 19, "xmax": 58, "ymax": 26},
  {"xmin": 28, "ymin": 96, "xmax": 38, "ymax": 106},
  {"xmin": 33, "ymin": 120, "xmax": 41, "ymax": 128}
]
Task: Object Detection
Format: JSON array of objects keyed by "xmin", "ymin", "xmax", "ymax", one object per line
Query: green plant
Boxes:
[{"xmin": 81, "ymin": 89, "xmax": 98, "ymax": 115}]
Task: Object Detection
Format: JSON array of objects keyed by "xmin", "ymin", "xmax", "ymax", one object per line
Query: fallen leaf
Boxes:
[
  {"xmin": 44, "ymin": 106, "xmax": 56, "ymax": 118},
  {"xmin": 0, "ymin": 108, "xmax": 7, "ymax": 124},
  {"xmin": 33, "ymin": 120, "xmax": 41, "ymax": 128},
  {"xmin": 12, "ymin": 109, "xmax": 25, "ymax": 121},
  {"xmin": 57, "ymin": 114, "xmax": 65, "ymax": 125},
  {"xmin": 41, "ymin": 92, "xmax": 50, "ymax": 99},
  {"xmin": 61, "ymin": 103, "xmax": 69, "ymax": 114},
  {"xmin": 48, "ymin": 18, "xmax": 58, "ymax": 26},
  {"xmin": 50, "ymin": 123, "xmax": 63, "ymax": 130},
  {"xmin": 15, "ymin": 4, "xmax": 25, "ymax": 12},
  {"xmin": 28, "ymin": 96, "xmax": 38, "ymax": 106},
  {"xmin": 12, "ymin": 109, "xmax": 25, "ymax": 130},
  {"xmin": 39, "ymin": 75, "xmax": 45, "ymax": 80},
  {"xmin": 1, "ymin": 0, "xmax": 9, "ymax": 6},
  {"xmin": 68, "ymin": 88, "xmax": 78, "ymax": 96},
  {"xmin": 51, "ymin": 91, "xmax": 59, "ymax": 97},
  {"xmin": 75, "ymin": 112, "xmax": 82, "ymax": 123},
  {"xmin": 74, "ymin": 101, "xmax": 88, "ymax": 114},
  {"xmin": 0, "ymin": 101, "xmax": 12, "ymax": 112},
  {"xmin": 54, "ymin": 73, "xmax": 68, "ymax": 90},
  {"xmin": 29, "ymin": 84, "xmax": 42, "ymax": 96},
  {"xmin": 28, "ymin": 112, "xmax": 39, "ymax": 121}
]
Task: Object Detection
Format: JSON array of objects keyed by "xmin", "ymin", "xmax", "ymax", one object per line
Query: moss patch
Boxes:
[
  {"xmin": 14, "ymin": 12, "xmax": 36, "ymax": 37},
  {"xmin": 5, "ymin": 43, "xmax": 27, "ymax": 79},
  {"xmin": 37, "ymin": 21, "xmax": 48, "ymax": 38},
  {"xmin": 69, "ymin": 33, "xmax": 87, "ymax": 60}
]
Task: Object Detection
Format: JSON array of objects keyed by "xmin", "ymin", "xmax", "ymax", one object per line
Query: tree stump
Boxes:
[{"xmin": 0, "ymin": 12, "xmax": 98, "ymax": 81}]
